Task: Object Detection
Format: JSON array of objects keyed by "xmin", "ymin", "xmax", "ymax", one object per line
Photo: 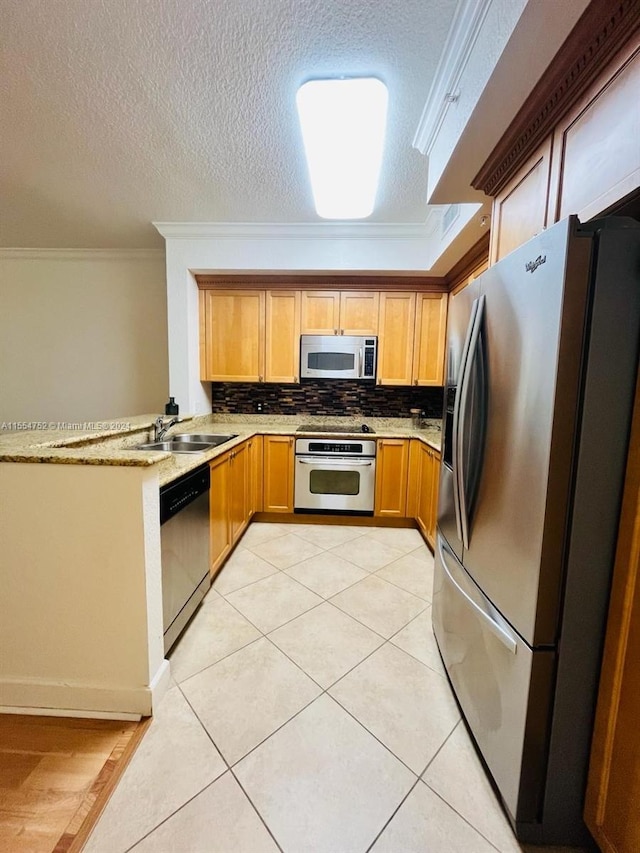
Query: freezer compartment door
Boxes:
[{"xmin": 432, "ymin": 532, "xmax": 555, "ymax": 823}]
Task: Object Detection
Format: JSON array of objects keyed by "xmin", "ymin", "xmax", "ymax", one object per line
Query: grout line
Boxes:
[
  {"xmin": 364, "ymin": 774, "xmax": 424, "ymax": 853},
  {"xmin": 212, "ymin": 564, "xmax": 281, "ymax": 597},
  {"xmin": 325, "ymin": 673, "xmax": 428, "ymax": 779},
  {"xmin": 121, "ymin": 774, "xmax": 230, "ymax": 853},
  {"xmin": 177, "ymin": 683, "xmax": 233, "ymax": 771},
  {"xmin": 422, "ymin": 780, "xmax": 507, "ymax": 853},
  {"xmin": 228, "ymin": 767, "xmax": 286, "ymax": 853},
  {"xmin": 419, "ymin": 718, "xmax": 460, "ymax": 777}
]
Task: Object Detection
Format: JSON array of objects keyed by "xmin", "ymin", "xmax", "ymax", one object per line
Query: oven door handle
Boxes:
[{"xmin": 296, "ymin": 457, "xmax": 374, "ymax": 467}]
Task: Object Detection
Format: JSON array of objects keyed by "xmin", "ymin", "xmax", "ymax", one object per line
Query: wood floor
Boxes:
[{"xmin": 0, "ymin": 714, "xmax": 147, "ymax": 853}]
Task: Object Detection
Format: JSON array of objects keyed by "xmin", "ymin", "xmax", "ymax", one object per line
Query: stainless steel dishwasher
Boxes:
[{"xmin": 160, "ymin": 463, "xmax": 210, "ymax": 653}]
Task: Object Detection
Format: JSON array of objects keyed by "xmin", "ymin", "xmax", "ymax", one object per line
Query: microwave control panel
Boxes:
[{"xmin": 363, "ymin": 339, "xmax": 376, "ymax": 377}]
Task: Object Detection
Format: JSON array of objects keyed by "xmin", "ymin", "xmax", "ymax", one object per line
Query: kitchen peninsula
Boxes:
[{"xmin": 0, "ymin": 414, "xmax": 441, "ymax": 720}]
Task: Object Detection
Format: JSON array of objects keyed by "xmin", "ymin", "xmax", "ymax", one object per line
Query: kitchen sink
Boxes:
[
  {"xmin": 172, "ymin": 434, "xmax": 237, "ymax": 446},
  {"xmin": 134, "ymin": 434, "xmax": 237, "ymax": 454}
]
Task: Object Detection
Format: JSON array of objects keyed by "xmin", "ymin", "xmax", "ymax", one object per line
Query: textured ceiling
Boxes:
[{"xmin": 0, "ymin": 0, "xmax": 459, "ymax": 248}]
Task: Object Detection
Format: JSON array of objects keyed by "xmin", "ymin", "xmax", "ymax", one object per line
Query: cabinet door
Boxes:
[
  {"xmin": 339, "ymin": 291, "xmax": 379, "ymax": 335},
  {"xmin": 584, "ymin": 377, "xmax": 640, "ymax": 853},
  {"xmin": 374, "ymin": 439, "xmax": 409, "ymax": 517},
  {"xmin": 412, "ymin": 293, "xmax": 448, "ymax": 386},
  {"xmin": 377, "ymin": 292, "xmax": 416, "ymax": 385},
  {"xmin": 416, "ymin": 443, "xmax": 432, "ymax": 536},
  {"xmin": 548, "ymin": 43, "xmax": 639, "ymax": 225},
  {"xmin": 229, "ymin": 441, "xmax": 250, "ymax": 543},
  {"xmin": 426, "ymin": 450, "xmax": 440, "ymax": 548},
  {"xmin": 202, "ymin": 290, "xmax": 265, "ymax": 381},
  {"xmin": 247, "ymin": 435, "xmax": 263, "ymax": 517},
  {"xmin": 300, "ymin": 291, "xmax": 341, "ymax": 335},
  {"xmin": 489, "ymin": 137, "xmax": 552, "ymax": 265},
  {"xmin": 410, "ymin": 441, "xmax": 440, "ymax": 549},
  {"xmin": 263, "ymin": 435, "xmax": 294, "ymax": 512},
  {"xmin": 265, "ymin": 290, "xmax": 301, "ymax": 383},
  {"xmin": 209, "ymin": 452, "xmax": 231, "ymax": 576}
]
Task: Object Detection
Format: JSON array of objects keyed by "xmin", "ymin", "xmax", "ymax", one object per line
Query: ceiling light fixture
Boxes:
[{"xmin": 296, "ymin": 77, "xmax": 388, "ymax": 220}]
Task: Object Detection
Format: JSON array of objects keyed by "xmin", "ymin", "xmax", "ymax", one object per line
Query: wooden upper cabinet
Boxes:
[
  {"xmin": 265, "ymin": 290, "xmax": 301, "ymax": 383},
  {"xmin": 339, "ymin": 291, "xmax": 379, "ymax": 335},
  {"xmin": 377, "ymin": 292, "xmax": 416, "ymax": 385},
  {"xmin": 548, "ymin": 43, "xmax": 639, "ymax": 225},
  {"xmin": 300, "ymin": 290, "xmax": 379, "ymax": 335},
  {"xmin": 201, "ymin": 289, "xmax": 300, "ymax": 383},
  {"xmin": 201, "ymin": 290, "xmax": 265, "ymax": 381},
  {"xmin": 489, "ymin": 137, "xmax": 552, "ymax": 265},
  {"xmin": 483, "ymin": 29, "xmax": 638, "ymax": 265},
  {"xmin": 412, "ymin": 293, "xmax": 448, "ymax": 386},
  {"xmin": 300, "ymin": 291, "xmax": 341, "ymax": 335}
]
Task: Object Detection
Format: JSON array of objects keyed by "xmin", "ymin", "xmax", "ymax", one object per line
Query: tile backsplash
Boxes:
[{"xmin": 211, "ymin": 381, "xmax": 444, "ymax": 419}]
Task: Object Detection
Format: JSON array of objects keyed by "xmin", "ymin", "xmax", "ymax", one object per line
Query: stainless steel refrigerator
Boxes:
[{"xmin": 432, "ymin": 215, "xmax": 640, "ymax": 845}]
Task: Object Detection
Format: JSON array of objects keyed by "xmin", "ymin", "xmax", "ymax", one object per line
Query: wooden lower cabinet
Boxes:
[
  {"xmin": 584, "ymin": 377, "xmax": 640, "ymax": 853},
  {"xmin": 247, "ymin": 435, "xmax": 263, "ymax": 516},
  {"xmin": 408, "ymin": 439, "xmax": 440, "ymax": 548},
  {"xmin": 374, "ymin": 439, "xmax": 410, "ymax": 517},
  {"xmin": 263, "ymin": 435, "xmax": 294, "ymax": 513},
  {"xmin": 229, "ymin": 441, "xmax": 249, "ymax": 543},
  {"xmin": 209, "ymin": 450, "xmax": 232, "ymax": 576},
  {"xmin": 209, "ymin": 439, "xmax": 253, "ymax": 576}
]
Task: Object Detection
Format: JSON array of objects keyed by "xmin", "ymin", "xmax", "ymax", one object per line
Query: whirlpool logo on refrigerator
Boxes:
[{"xmin": 525, "ymin": 254, "xmax": 547, "ymax": 273}]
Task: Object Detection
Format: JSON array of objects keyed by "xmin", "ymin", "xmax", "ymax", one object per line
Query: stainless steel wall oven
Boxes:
[{"xmin": 294, "ymin": 437, "xmax": 376, "ymax": 514}]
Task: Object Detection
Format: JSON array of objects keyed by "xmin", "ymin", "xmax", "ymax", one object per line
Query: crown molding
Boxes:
[
  {"xmin": 444, "ymin": 231, "xmax": 490, "ymax": 290},
  {"xmin": 0, "ymin": 248, "xmax": 164, "ymax": 261},
  {"xmin": 412, "ymin": 0, "xmax": 494, "ymax": 156},
  {"xmin": 472, "ymin": 0, "xmax": 640, "ymax": 197},
  {"xmin": 152, "ymin": 221, "xmax": 436, "ymax": 241}
]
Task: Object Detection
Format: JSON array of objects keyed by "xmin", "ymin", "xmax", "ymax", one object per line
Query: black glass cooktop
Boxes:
[{"xmin": 297, "ymin": 424, "xmax": 375, "ymax": 434}]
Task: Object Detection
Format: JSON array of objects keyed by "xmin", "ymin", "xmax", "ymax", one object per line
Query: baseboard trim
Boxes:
[
  {"xmin": 0, "ymin": 677, "xmax": 155, "ymax": 718},
  {"xmin": 253, "ymin": 512, "xmax": 418, "ymax": 528}
]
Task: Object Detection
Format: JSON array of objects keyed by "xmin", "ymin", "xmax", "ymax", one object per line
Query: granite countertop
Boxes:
[{"xmin": 0, "ymin": 413, "xmax": 442, "ymax": 485}]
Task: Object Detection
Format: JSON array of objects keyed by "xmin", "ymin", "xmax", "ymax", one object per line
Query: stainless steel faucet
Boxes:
[{"xmin": 153, "ymin": 416, "xmax": 180, "ymax": 442}]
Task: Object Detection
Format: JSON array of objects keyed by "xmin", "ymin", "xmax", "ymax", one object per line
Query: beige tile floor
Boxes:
[{"xmin": 83, "ymin": 522, "xmax": 567, "ymax": 853}]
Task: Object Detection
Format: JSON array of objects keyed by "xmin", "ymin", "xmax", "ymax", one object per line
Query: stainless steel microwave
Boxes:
[{"xmin": 300, "ymin": 335, "xmax": 377, "ymax": 380}]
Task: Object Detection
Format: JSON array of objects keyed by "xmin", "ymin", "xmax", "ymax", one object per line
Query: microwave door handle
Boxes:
[{"xmin": 358, "ymin": 347, "xmax": 364, "ymax": 378}]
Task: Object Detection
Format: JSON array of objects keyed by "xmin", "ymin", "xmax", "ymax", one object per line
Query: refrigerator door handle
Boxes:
[
  {"xmin": 452, "ymin": 297, "xmax": 480, "ymax": 543},
  {"xmin": 438, "ymin": 534, "xmax": 518, "ymax": 654},
  {"xmin": 456, "ymin": 293, "xmax": 486, "ymax": 549}
]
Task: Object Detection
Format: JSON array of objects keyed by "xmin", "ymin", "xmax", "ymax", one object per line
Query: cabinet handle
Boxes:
[
  {"xmin": 259, "ymin": 375, "xmax": 263, "ymax": 382},
  {"xmin": 340, "ymin": 329, "xmax": 344, "ymax": 335},
  {"xmin": 414, "ymin": 379, "xmax": 418, "ymax": 386},
  {"xmin": 294, "ymin": 376, "xmax": 298, "ymax": 383},
  {"xmin": 377, "ymin": 379, "xmax": 381, "ymax": 385},
  {"xmin": 334, "ymin": 328, "xmax": 338, "ymax": 335}
]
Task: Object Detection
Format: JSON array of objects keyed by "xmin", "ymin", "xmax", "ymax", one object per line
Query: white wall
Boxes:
[
  {"xmin": 0, "ymin": 250, "xmax": 169, "ymax": 422},
  {"xmin": 0, "ymin": 461, "xmax": 166, "ymax": 717}
]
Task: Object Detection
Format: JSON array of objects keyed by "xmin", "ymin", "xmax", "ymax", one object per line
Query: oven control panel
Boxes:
[{"xmin": 295, "ymin": 438, "xmax": 377, "ymax": 457}]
